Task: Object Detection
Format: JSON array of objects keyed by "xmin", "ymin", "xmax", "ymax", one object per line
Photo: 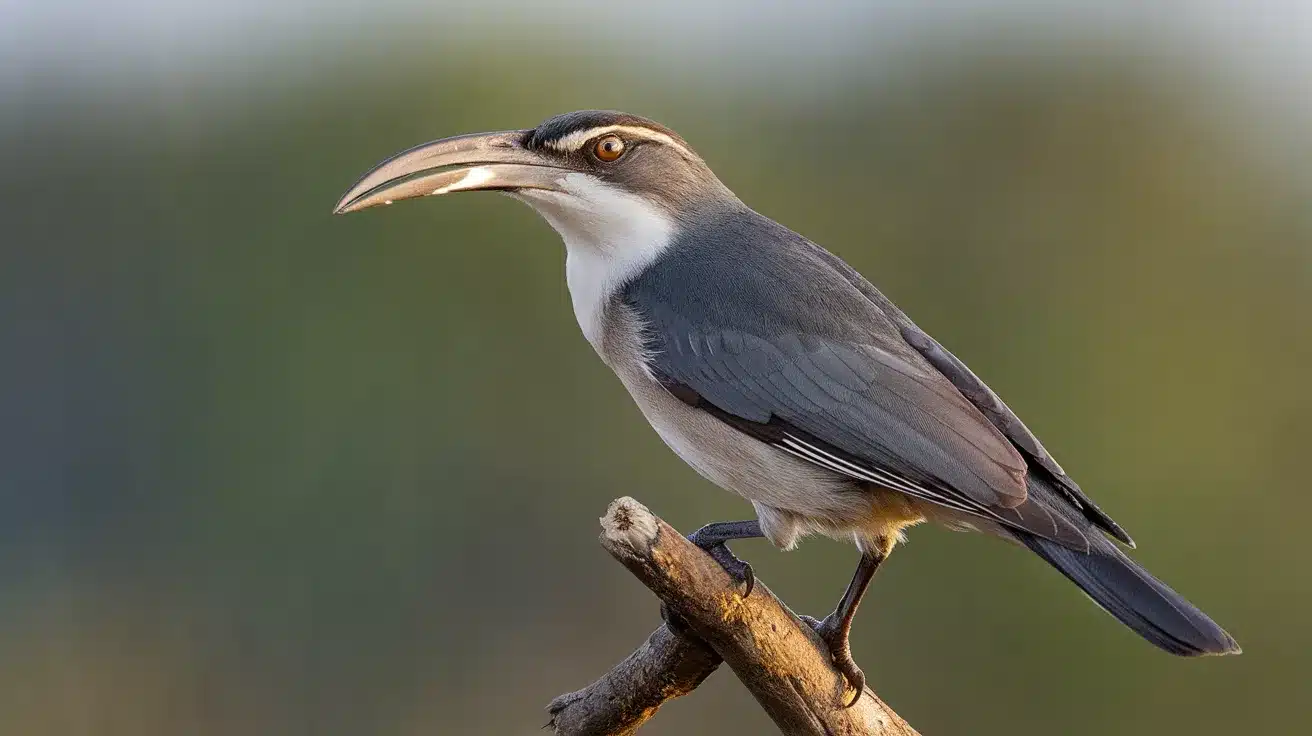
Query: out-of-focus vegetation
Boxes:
[{"xmin": 2, "ymin": 11, "xmax": 1309, "ymax": 735}]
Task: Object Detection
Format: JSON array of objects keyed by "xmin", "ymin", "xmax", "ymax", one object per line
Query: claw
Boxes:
[
  {"xmin": 812, "ymin": 614, "xmax": 866, "ymax": 708},
  {"xmin": 836, "ymin": 659, "xmax": 865, "ymax": 708},
  {"xmin": 689, "ymin": 536, "xmax": 755, "ymax": 597}
]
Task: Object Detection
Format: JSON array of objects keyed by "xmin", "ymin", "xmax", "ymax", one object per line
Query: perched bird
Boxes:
[{"xmin": 335, "ymin": 110, "xmax": 1239, "ymax": 704}]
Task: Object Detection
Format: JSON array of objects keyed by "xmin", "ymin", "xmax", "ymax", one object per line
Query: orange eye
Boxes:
[{"xmin": 593, "ymin": 135, "xmax": 626, "ymax": 162}]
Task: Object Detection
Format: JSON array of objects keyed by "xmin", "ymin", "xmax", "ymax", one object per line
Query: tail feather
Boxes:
[{"xmin": 1018, "ymin": 532, "xmax": 1240, "ymax": 656}]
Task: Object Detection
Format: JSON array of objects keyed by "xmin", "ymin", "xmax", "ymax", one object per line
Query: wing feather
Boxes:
[{"xmin": 623, "ymin": 209, "xmax": 1121, "ymax": 551}]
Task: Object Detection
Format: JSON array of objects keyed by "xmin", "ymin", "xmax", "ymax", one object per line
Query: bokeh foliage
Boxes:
[{"xmin": 1, "ymin": 26, "xmax": 1309, "ymax": 735}]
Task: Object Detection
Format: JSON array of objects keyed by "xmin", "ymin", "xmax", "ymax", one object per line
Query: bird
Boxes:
[{"xmin": 334, "ymin": 109, "xmax": 1240, "ymax": 705}]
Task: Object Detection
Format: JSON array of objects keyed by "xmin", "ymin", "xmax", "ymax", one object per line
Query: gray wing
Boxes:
[
  {"xmin": 623, "ymin": 214, "xmax": 1097, "ymax": 549},
  {"xmin": 806, "ymin": 241, "xmax": 1135, "ymax": 546}
]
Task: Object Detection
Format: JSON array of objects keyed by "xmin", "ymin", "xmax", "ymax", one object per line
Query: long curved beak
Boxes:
[{"xmin": 333, "ymin": 130, "xmax": 570, "ymax": 215}]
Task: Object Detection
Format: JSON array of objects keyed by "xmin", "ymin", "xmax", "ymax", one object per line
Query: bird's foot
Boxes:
[
  {"xmin": 802, "ymin": 614, "xmax": 866, "ymax": 708},
  {"xmin": 687, "ymin": 531, "xmax": 755, "ymax": 597}
]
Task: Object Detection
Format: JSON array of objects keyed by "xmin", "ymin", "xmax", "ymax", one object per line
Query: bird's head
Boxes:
[{"xmin": 334, "ymin": 110, "xmax": 737, "ymax": 251}]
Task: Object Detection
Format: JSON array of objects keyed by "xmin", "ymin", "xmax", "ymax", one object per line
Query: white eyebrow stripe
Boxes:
[{"xmin": 544, "ymin": 125, "xmax": 694, "ymax": 158}]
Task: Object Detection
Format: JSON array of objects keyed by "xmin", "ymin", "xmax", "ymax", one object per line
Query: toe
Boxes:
[
  {"xmin": 704, "ymin": 545, "xmax": 754, "ymax": 596},
  {"xmin": 813, "ymin": 614, "xmax": 842, "ymax": 644},
  {"xmin": 838, "ymin": 661, "xmax": 866, "ymax": 708},
  {"xmin": 740, "ymin": 562, "xmax": 755, "ymax": 597}
]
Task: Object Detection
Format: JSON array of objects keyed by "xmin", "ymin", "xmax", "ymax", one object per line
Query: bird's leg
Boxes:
[
  {"xmin": 687, "ymin": 520, "xmax": 763, "ymax": 596},
  {"xmin": 803, "ymin": 549, "xmax": 885, "ymax": 708}
]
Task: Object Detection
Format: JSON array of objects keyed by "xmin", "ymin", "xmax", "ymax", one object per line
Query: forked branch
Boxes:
[{"xmin": 547, "ymin": 497, "xmax": 919, "ymax": 736}]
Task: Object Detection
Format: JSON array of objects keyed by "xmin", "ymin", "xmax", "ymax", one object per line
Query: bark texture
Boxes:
[{"xmin": 547, "ymin": 497, "xmax": 920, "ymax": 736}]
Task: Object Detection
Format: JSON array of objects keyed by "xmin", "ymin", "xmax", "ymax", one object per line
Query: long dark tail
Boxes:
[{"xmin": 1017, "ymin": 532, "xmax": 1240, "ymax": 656}]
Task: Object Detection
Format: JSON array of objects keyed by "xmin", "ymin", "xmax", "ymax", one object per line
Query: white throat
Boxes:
[{"xmin": 511, "ymin": 173, "xmax": 674, "ymax": 348}]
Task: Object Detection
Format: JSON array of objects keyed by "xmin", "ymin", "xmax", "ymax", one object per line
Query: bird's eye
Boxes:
[{"xmin": 593, "ymin": 135, "xmax": 626, "ymax": 162}]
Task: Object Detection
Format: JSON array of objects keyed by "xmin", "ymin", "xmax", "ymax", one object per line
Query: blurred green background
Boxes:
[{"xmin": 2, "ymin": 1, "xmax": 1309, "ymax": 734}]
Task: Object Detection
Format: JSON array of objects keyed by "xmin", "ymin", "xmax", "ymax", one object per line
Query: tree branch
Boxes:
[
  {"xmin": 545, "ymin": 622, "xmax": 721, "ymax": 736},
  {"xmin": 547, "ymin": 497, "xmax": 919, "ymax": 736}
]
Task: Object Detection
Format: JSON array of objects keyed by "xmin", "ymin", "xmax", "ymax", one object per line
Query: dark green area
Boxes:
[{"xmin": 1, "ymin": 33, "xmax": 1308, "ymax": 735}]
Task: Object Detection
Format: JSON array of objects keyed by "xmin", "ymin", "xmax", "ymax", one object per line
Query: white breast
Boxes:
[{"xmin": 510, "ymin": 173, "xmax": 673, "ymax": 348}]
